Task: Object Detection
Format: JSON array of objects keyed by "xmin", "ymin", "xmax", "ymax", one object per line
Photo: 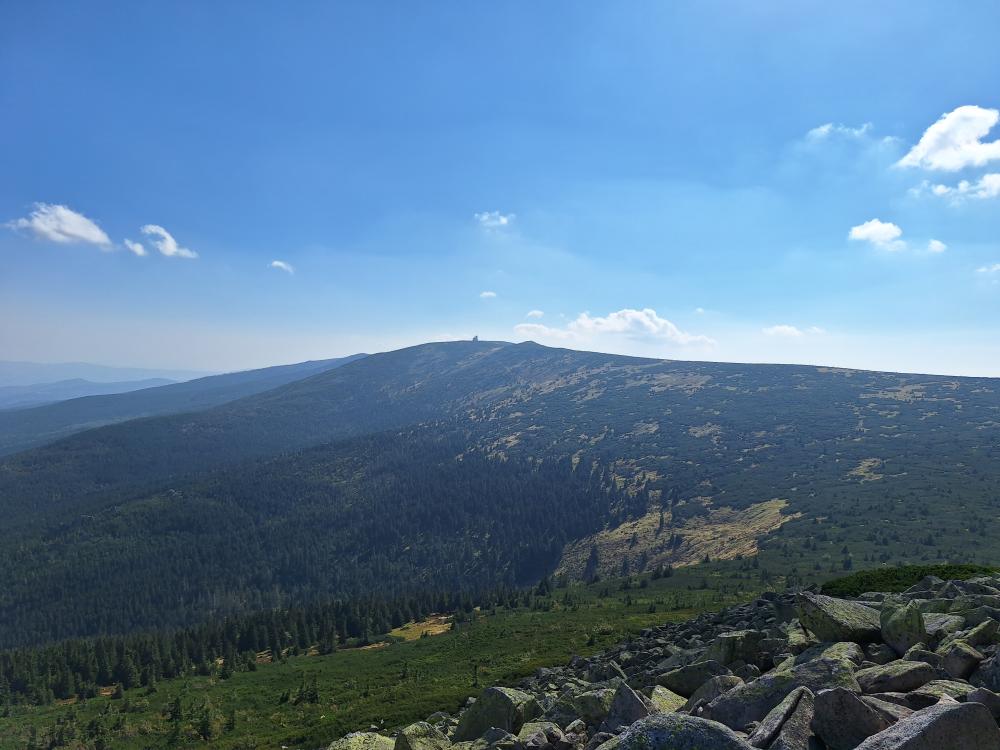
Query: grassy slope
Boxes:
[{"xmin": 0, "ymin": 566, "xmax": 759, "ymax": 750}]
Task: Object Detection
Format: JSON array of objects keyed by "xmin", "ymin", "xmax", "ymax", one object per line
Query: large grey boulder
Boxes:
[
  {"xmin": 969, "ymin": 687, "xmax": 1000, "ymax": 719},
  {"xmin": 682, "ymin": 675, "xmax": 743, "ymax": 712},
  {"xmin": 705, "ymin": 657, "xmax": 860, "ymax": 731},
  {"xmin": 972, "ymin": 655, "xmax": 1000, "ymax": 692},
  {"xmin": 330, "ymin": 733, "xmax": 396, "ymax": 750},
  {"xmin": 812, "ymin": 688, "xmax": 892, "ymax": 750},
  {"xmin": 881, "ymin": 600, "xmax": 929, "ymax": 657},
  {"xmin": 941, "ymin": 640, "xmax": 984, "ymax": 679},
  {"xmin": 748, "ymin": 687, "xmax": 811, "ymax": 749},
  {"xmin": 600, "ymin": 683, "xmax": 651, "ymax": 734},
  {"xmin": 617, "ymin": 713, "xmax": 752, "ymax": 750},
  {"xmin": 855, "ymin": 661, "xmax": 938, "ymax": 694},
  {"xmin": 646, "ymin": 685, "xmax": 685, "ymax": 713},
  {"xmin": 854, "ymin": 701, "xmax": 1000, "ymax": 749},
  {"xmin": 454, "ymin": 687, "xmax": 535, "ymax": 741},
  {"xmin": 396, "ymin": 723, "xmax": 452, "ymax": 750},
  {"xmin": 657, "ymin": 660, "xmax": 731, "ymax": 697},
  {"xmin": 768, "ymin": 687, "xmax": 814, "ymax": 750},
  {"xmin": 705, "ymin": 630, "xmax": 767, "ymax": 667},
  {"xmin": 797, "ymin": 592, "xmax": 881, "ymax": 643},
  {"xmin": 573, "ymin": 688, "xmax": 617, "ymax": 726}
]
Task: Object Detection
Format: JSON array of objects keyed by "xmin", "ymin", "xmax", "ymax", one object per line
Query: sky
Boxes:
[{"xmin": 3, "ymin": 2, "xmax": 1000, "ymax": 376}]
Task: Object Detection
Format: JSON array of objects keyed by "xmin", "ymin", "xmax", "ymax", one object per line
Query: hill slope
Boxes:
[
  {"xmin": 0, "ymin": 353, "xmax": 365, "ymax": 455},
  {"xmin": 1, "ymin": 340, "xmax": 999, "ymax": 647}
]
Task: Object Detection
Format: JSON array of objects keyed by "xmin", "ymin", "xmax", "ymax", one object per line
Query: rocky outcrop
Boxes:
[{"xmin": 327, "ymin": 575, "xmax": 1000, "ymax": 750}]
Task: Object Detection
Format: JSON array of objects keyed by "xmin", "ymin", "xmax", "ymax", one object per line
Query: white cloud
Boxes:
[
  {"xmin": 270, "ymin": 260, "xmax": 294, "ymax": 274},
  {"xmin": 977, "ymin": 263, "xmax": 1000, "ymax": 274},
  {"xmin": 694, "ymin": 307, "xmax": 706, "ymax": 314},
  {"xmin": 898, "ymin": 105, "xmax": 1000, "ymax": 171},
  {"xmin": 848, "ymin": 218, "xmax": 905, "ymax": 251},
  {"xmin": 474, "ymin": 211, "xmax": 515, "ymax": 229},
  {"xmin": 762, "ymin": 324, "xmax": 825, "ymax": 338},
  {"xmin": 480, "ymin": 290, "xmax": 497, "ymax": 299},
  {"xmin": 123, "ymin": 239, "xmax": 147, "ymax": 257},
  {"xmin": 525, "ymin": 309, "xmax": 544, "ymax": 318},
  {"xmin": 807, "ymin": 122, "xmax": 872, "ymax": 140},
  {"xmin": 6, "ymin": 203, "xmax": 111, "ymax": 247},
  {"xmin": 920, "ymin": 173, "xmax": 1000, "ymax": 203},
  {"xmin": 515, "ymin": 308, "xmax": 714, "ymax": 348},
  {"xmin": 140, "ymin": 224, "xmax": 198, "ymax": 259},
  {"xmin": 927, "ymin": 239, "xmax": 947, "ymax": 254}
]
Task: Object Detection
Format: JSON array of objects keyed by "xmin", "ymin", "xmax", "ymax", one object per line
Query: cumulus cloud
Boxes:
[
  {"xmin": 6, "ymin": 203, "xmax": 111, "ymax": 247},
  {"xmin": 474, "ymin": 211, "xmax": 515, "ymax": 229},
  {"xmin": 848, "ymin": 218, "xmax": 905, "ymax": 251},
  {"xmin": 515, "ymin": 308, "xmax": 714, "ymax": 348},
  {"xmin": 977, "ymin": 263, "xmax": 1000, "ymax": 274},
  {"xmin": 140, "ymin": 224, "xmax": 198, "ymax": 259},
  {"xmin": 525, "ymin": 309, "xmax": 544, "ymax": 318},
  {"xmin": 762, "ymin": 325, "xmax": 825, "ymax": 338},
  {"xmin": 807, "ymin": 122, "xmax": 872, "ymax": 140},
  {"xmin": 918, "ymin": 173, "xmax": 1000, "ymax": 203},
  {"xmin": 123, "ymin": 239, "xmax": 147, "ymax": 257},
  {"xmin": 898, "ymin": 105, "xmax": 1000, "ymax": 171},
  {"xmin": 270, "ymin": 260, "xmax": 294, "ymax": 274},
  {"xmin": 480, "ymin": 290, "xmax": 497, "ymax": 299},
  {"xmin": 927, "ymin": 239, "xmax": 948, "ymax": 254}
]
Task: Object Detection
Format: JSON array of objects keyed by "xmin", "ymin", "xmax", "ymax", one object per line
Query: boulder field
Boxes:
[{"xmin": 329, "ymin": 575, "xmax": 1000, "ymax": 750}]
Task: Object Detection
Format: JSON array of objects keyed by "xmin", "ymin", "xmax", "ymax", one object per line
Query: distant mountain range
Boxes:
[
  {"xmin": 0, "ymin": 377, "xmax": 176, "ymax": 410},
  {"xmin": 0, "ymin": 353, "xmax": 366, "ymax": 455},
  {"xmin": 0, "ymin": 360, "xmax": 211, "ymax": 386},
  {"xmin": 1, "ymin": 340, "xmax": 998, "ymax": 648}
]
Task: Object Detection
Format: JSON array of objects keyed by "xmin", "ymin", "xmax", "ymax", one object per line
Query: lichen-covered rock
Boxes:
[
  {"xmin": 855, "ymin": 661, "xmax": 938, "ymax": 694},
  {"xmin": 910, "ymin": 679, "xmax": 976, "ymax": 703},
  {"xmin": 969, "ymin": 687, "xmax": 1000, "ymax": 719},
  {"xmin": 854, "ymin": 701, "xmax": 1000, "ymax": 749},
  {"xmin": 573, "ymin": 688, "xmax": 617, "ymax": 726},
  {"xmin": 747, "ymin": 687, "xmax": 812, "ymax": 749},
  {"xmin": 396, "ymin": 722, "xmax": 452, "ymax": 750},
  {"xmin": 797, "ymin": 592, "xmax": 881, "ymax": 643},
  {"xmin": 617, "ymin": 713, "xmax": 752, "ymax": 750},
  {"xmin": 600, "ymin": 683, "xmax": 651, "ymax": 734},
  {"xmin": 646, "ymin": 685, "xmax": 685, "ymax": 713},
  {"xmin": 454, "ymin": 687, "xmax": 535, "ymax": 741},
  {"xmin": 705, "ymin": 630, "xmax": 767, "ymax": 667},
  {"xmin": 941, "ymin": 640, "xmax": 984, "ymax": 679},
  {"xmin": 768, "ymin": 687, "xmax": 814, "ymax": 750},
  {"xmin": 812, "ymin": 688, "xmax": 892, "ymax": 750},
  {"xmin": 881, "ymin": 599, "xmax": 929, "ymax": 656},
  {"xmin": 656, "ymin": 660, "xmax": 731, "ymax": 698},
  {"xmin": 682, "ymin": 675, "xmax": 743, "ymax": 713},
  {"xmin": 705, "ymin": 657, "xmax": 860, "ymax": 731},
  {"xmin": 330, "ymin": 732, "xmax": 395, "ymax": 750}
]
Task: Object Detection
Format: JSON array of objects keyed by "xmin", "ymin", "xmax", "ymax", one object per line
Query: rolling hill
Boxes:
[
  {"xmin": 0, "ymin": 353, "xmax": 365, "ymax": 455},
  {"xmin": 1, "ymin": 340, "xmax": 999, "ymax": 648}
]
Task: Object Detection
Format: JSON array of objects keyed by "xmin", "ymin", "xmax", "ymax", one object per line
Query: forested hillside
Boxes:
[{"xmin": 1, "ymin": 340, "xmax": 999, "ymax": 651}]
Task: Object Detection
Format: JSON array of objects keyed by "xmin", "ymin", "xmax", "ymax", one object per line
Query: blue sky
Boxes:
[{"xmin": 3, "ymin": 2, "xmax": 1000, "ymax": 375}]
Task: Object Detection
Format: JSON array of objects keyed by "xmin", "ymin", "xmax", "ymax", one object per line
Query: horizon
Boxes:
[
  {"xmin": 8, "ymin": 335, "xmax": 1000, "ymax": 382},
  {"xmin": 4, "ymin": 3, "xmax": 1000, "ymax": 376}
]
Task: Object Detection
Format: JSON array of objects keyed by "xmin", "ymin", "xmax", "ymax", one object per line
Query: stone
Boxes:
[
  {"xmin": 454, "ymin": 687, "xmax": 535, "ymax": 741},
  {"xmin": 616, "ymin": 713, "xmax": 752, "ymax": 750},
  {"xmin": 330, "ymin": 733, "xmax": 396, "ymax": 750},
  {"xmin": 941, "ymin": 640, "xmax": 984, "ymax": 679},
  {"xmin": 656, "ymin": 660, "xmax": 731, "ymax": 698},
  {"xmin": 396, "ymin": 723, "xmax": 452, "ymax": 750},
  {"xmin": 855, "ymin": 661, "xmax": 938, "ymax": 694},
  {"xmin": 797, "ymin": 592, "xmax": 881, "ymax": 643},
  {"xmin": 573, "ymin": 689, "xmax": 616, "ymax": 727},
  {"xmin": 600, "ymin": 683, "xmax": 650, "ymax": 734},
  {"xmin": 910, "ymin": 679, "xmax": 976, "ymax": 703},
  {"xmin": 881, "ymin": 600, "xmax": 929, "ymax": 657},
  {"xmin": 705, "ymin": 630, "xmax": 766, "ymax": 667},
  {"xmin": 682, "ymin": 675, "xmax": 743, "ymax": 712},
  {"xmin": 922, "ymin": 613, "xmax": 965, "ymax": 644},
  {"xmin": 861, "ymin": 696, "xmax": 914, "ymax": 724},
  {"xmin": 972, "ymin": 656, "xmax": 1000, "ymax": 692},
  {"xmin": 748, "ymin": 687, "xmax": 811, "ymax": 749},
  {"xmin": 706, "ymin": 657, "xmax": 860, "ymax": 731},
  {"xmin": 811, "ymin": 688, "xmax": 892, "ymax": 750},
  {"xmin": 865, "ymin": 643, "xmax": 898, "ymax": 665},
  {"xmin": 854, "ymin": 701, "xmax": 1000, "ymax": 749},
  {"xmin": 795, "ymin": 641, "xmax": 865, "ymax": 666},
  {"xmin": 969, "ymin": 687, "xmax": 1000, "ymax": 719},
  {"xmin": 769, "ymin": 687, "xmax": 814, "ymax": 750},
  {"xmin": 646, "ymin": 686, "xmax": 685, "ymax": 713}
]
